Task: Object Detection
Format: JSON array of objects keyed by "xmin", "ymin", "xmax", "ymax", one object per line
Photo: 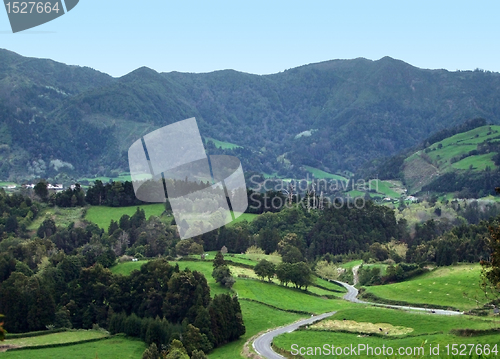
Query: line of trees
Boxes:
[{"xmin": 254, "ymin": 259, "xmax": 313, "ymax": 290}]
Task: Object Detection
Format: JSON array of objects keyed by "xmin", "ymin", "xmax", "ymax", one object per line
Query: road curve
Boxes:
[
  {"xmin": 252, "ymin": 279, "xmax": 463, "ymax": 359},
  {"xmin": 253, "ymin": 311, "xmax": 336, "ymax": 359},
  {"xmin": 334, "ymin": 280, "xmax": 463, "ymax": 316}
]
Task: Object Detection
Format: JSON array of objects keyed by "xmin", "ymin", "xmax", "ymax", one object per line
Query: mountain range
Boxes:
[{"xmin": 1, "ymin": 48, "xmax": 500, "ymax": 181}]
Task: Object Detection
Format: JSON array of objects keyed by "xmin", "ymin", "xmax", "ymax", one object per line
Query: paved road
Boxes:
[
  {"xmin": 252, "ymin": 311, "xmax": 336, "ymax": 359},
  {"xmin": 252, "ymin": 278, "xmax": 463, "ymax": 358},
  {"xmin": 334, "ymin": 280, "xmax": 463, "ymax": 316}
]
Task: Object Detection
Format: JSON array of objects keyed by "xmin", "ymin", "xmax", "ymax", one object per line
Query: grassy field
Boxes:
[
  {"xmin": 84, "ymin": 203, "xmax": 166, "ymax": 229},
  {"xmin": 28, "ymin": 207, "xmax": 86, "ymax": 231},
  {"xmin": 111, "ymin": 259, "xmax": 345, "ymax": 300},
  {"xmin": 1, "ymin": 335, "xmax": 146, "ymax": 359},
  {"xmin": 3, "ymin": 330, "xmax": 108, "ymax": 347},
  {"xmin": 451, "ymin": 152, "xmax": 496, "ymax": 170},
  {"xmin": 303, "ymin": 166, "xmax": 347, "ymax": 182},
  {"xmin": 222, "ymin": 251, "xmax": 282, "ymax": 265},
  {"xmin": 347, "ymin": 179, "xmax": 403, "ymax": 199},
  {"xmin": 362, "ymin": 263, "xmax": 389, "ymax": 276},
  {"xmin": 314, "ymin": 277, "xmax": 347, "ymax": 293},
  {"xmin": 0, "ymin": 181, "xmax": 18, "ymax": 188},
  {"xmin": 274, "ymin": 306, "xmax": 500, "ymax": 358},
  {"xmin": 209, "ymin": 300, "xmax": 305, "ymax": 359},
  {"xmin": 369, "ymin": 179, "xmax": 402, "ymax": 198},
  {"xmin": 341, "ymin": 260, "xmax": 363, "ymax": 270},
  {"xmin": 111, "ymin": 257, "xmax": 348, "ymax": 303},
  {"xmin": 364, "ymin": 264, "xmax": 488, "ymax": 311},
  {"xmin": 227, "ymin": 212, "xmax": 259, "ymax": 226},
  {"xmin": 205, "ymin": 137, "xmax": 242, "ymax": 149},
  {"xmin": 85, "ymin": 205, "xmax": 255, "ymax": 231},
  {"xmin": 232, "ymin": 278, "xmax": 355, "ymax": 314},
  {"xmin": 408, "ymin": 125, "xmax": 500, "ymax": 173},
  {"xmin": 111, "ymin": 260, "xmax": 232, "ymax": 296},
  {"xmin": 78, "ymin": 171, "xmax": 133, "ymax": 184}
]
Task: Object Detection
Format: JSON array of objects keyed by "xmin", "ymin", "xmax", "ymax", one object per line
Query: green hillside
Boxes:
[
  {"xmin": 5, "ymin": 50, "xmax": 500, "ymax": 181},
  {"xmin": 403, "ymin": 125, "xmax": 500, "ymax": 192}
]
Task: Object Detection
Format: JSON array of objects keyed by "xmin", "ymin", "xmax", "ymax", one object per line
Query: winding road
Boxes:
[{"xmin": 252, "ymin": 270, "xmax": 463, "ymax": 359}]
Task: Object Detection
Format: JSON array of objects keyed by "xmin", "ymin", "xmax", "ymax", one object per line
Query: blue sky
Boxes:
[{"xmin": 1, "ymin": 0, "xmax": 498, "ymax": 77}]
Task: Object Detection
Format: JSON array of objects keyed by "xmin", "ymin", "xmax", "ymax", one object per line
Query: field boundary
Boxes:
[
  {"xmin": 5, "ymin": 328, "xmax": 67, "ymax": 339},
  {"xmin": 3, "ymin": 334, "xmax": 111, "ymax": 352},
  {"xmin": 359, "ymin": 290, "xmax": 461, "ymax": 312},
  {"xmin": 238, "ymin": 298, "xmax": 313, "ymax": 315}
]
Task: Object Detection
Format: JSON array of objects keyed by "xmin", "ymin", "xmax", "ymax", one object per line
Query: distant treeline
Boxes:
[
  {"xmin": 0, "ymin": 189, "xmax": 39, "ymax": 236},
  {"xmin": 0, "ymin": 254, "xmax": 244, "ymax": 356},
  {"xmin": 421, "ymin": 169, "xmax": 500, "ymax": 198},
  {"xmin": 405, "ymin": 218, "xmax": 492, "ymax": 266}
]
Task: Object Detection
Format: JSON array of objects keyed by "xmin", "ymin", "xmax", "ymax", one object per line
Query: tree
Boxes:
[
  {"xmin": 165, "ymin": 339, "xmax": 189, "ymax": 359},
  {"xmin": 258, "ymin": 227, "xmax": 280, "ymax": 254},
  {"xmin": 213, "ymin": 252, "xmax": 226, "ymax": 268},
  {"xmin": 212, "ymin": 266, "xmax": 234, "ymax": 288},
  {"xmin": 254, "ymin": 259, "xmax": 275, "ymax": 281},
  {"xmin": 276, "ymin": 262, "xmax": 292, "ymax": 286},
  {"xmin": 281, "ymin": 245, "xmax": 303, "ymax": 264},
  {"xmin": 5, "ymin": 215, "xmax": 18, "ymax": 233},
  {"xmin": 142, "ymin": 343, "xmax": 160, "ymax": 359},
  {"xmin": 182, "ymin": 324, "xmax": 212, "ymax": 356},
  {"xmin": 481, "ymin": 224, "xmax": 500, "ymax": 300},
  {"xmin": 315, "ymin": 260, "xmax": 339, "ymax": 281},
  {"xmin": 0, "ymin": 314, "xmax": 5, "ymax": 341},
  {"xmin": 54, "ymin": 307, "xmax": 72, "ymax": 329},
  {"xmin": 34, "ymin": 180, "xmax": 48, "ymax": 201},
  {"xmin": 37, "ymin": 218, "xmax": 56, "ymax": 238},
  {"xmin": 108, "ymin": 220, "xmax": 119, "ymax": 236},
  {"xmin": 289, "ymin": 262, "xmax": 313, "ymax": 290},
  {"xmin": 191, "ymin": 350, "xmax": 208, "ymax": 359},
  {"xmin": 369, "ymin": 243, "xmax": 389, "ymax": 261}
]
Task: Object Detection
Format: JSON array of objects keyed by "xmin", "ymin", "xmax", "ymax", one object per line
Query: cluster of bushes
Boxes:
[
  {"xmin": 358, "ymin": 263, "xmax": 427, "ymax": 286},
  {"xmin": 0, "ymin": 190, "xmax": 39, "ymax": 237}
]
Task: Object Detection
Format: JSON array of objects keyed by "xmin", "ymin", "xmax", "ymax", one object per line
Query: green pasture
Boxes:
[
  {"xmin": 4, "ymin": 330, "xmax": 107, "ymax": 347},
  {"xmin": 303, "ymin": 166, "xmax": 347, "ymax": 181},
  {"xmin": 28, "ymin": 207, "xmax": 86, "ymax": 231},
  {"xmin": 314, "ymin": 277, "xmax": 347, "ymax": 294},
  {"xmin": 232, "ymin": 278, "xmax": 355, "ymax": 314},
  {"xmin": 451, "ymin": 153, "xmax": 496, "ymax": 171},
  {"xmin": 227, "ymin": 212, "xmax": 259, "ymax": 226},
  {"xmin": 205, "ymin": 137, "xmax": 242, "ymax": 149},
  {"xmin": 209, "ymin": 300, "xmax": 304, "ymax": 359},
  {"xmin": 341, "ymin": 260, "xmax": 363, "ymax": 270},
  {"xmin": 274, "ymin": 306, "xmax": 500, "ymax": 358},
  {"xmin": 368, "ymin": 179, "xmax": 401, "ymax": 198},
  {"xmin": 0, "ymin": 335, "xmax": 146, "ymax": 359},
  {"xmin": 411, "ymin": 125, "xmax": 500, "ymax": 172},
  {"xmin": 84, "ymin": 203, "xmax": 166, "ymax": 229},
  {"xmin": 362, "ymin": 263, "xmax": 389, "ymax": 276},
  {"xmin": 364, "ymin": 264, "xmax": 488, "ymax": 311}
]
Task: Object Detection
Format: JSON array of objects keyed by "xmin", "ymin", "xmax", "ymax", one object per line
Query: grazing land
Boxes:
[
  {"xmin": 0, "ymin": 335, "xmax": 146, "ymax": 359},
  {"xmin": 84, "ymin": 203, "xmax": 166, "ymax": 229},
  {"xmin": 205, "ymin": 137, "xmax": 242, "ymax": 149},
  {"xmin": 274, "ymin": 306, "xmax": 500, "ymax": 358},
  {"xmin": 3, "ymin": 330, "xmax": 108, "ymax": 348},
  {"xmin": 303, "ymin": 166, "xmax": 348, "ymax": 182},
  {"xmin": 363, "ymin": 264, "xmax": 488, "ymax": 311},
  {"xmin": 208, "ymin": 300, "xmax": 304, "ymax": 359},
  {"xmin": 340, "ymin": 260, "xmax": 363, "ymax": 270},
  {"xmin": 227, "ymin": 212, "xmax": 259, "ymax": 226},
  {"xmin": 28, "ymin": 207, "xmax": 86, "ymax": 231}
]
